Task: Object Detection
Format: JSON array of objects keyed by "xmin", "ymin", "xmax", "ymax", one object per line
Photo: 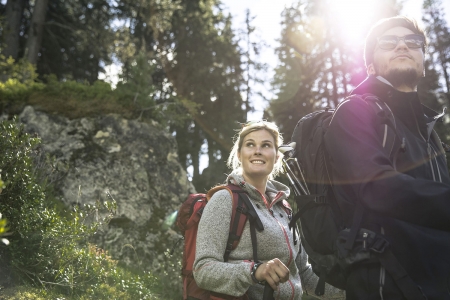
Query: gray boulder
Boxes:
[{"xmin": 19, "ymin": 106, "xmax": 193, "ymax": 276}]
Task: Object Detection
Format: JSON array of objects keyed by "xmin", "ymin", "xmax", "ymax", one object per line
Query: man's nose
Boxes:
[{"xmin": 395, "ymin": 39, "xmax": 409, "ymax": 50}]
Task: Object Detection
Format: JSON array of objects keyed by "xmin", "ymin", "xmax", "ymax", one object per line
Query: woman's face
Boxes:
[{"xmin": 238, "ymin": 129, "xmax": 278, "ymax": 183}]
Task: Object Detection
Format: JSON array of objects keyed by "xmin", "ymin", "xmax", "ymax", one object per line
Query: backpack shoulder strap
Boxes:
[
  {"xmin": 206, "ymin": 184, "xmax": 263, "ymax": 262},
  {"xmin": 347, "ymin": 93, "xmax": 399, "ymax": 160}
]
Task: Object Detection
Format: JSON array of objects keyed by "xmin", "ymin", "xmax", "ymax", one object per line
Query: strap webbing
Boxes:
[
  {"xmin": 315, "ymin": 277, "xmax": 326, "ymax": 296},
  {"xmin": 378, "ymin": 249, "xmax": 427, "ymax": 300},
  {"xmin": 224, "ymin": 192, "xmax": 245, "ymax": 262}
]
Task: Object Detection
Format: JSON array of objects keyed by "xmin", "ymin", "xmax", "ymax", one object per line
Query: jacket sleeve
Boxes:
[
  {"xmin": 193, "ymin": 189, "xmax": 254, "ymax": 296},
  {"xmin": 325, "ymin": 99, "xmax": 450, "ymax": 231}
]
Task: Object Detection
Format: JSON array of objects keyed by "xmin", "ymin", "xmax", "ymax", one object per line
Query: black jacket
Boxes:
[{"xmin": 324, "ymin": 76, "xmax": 450, "ymax": 298}]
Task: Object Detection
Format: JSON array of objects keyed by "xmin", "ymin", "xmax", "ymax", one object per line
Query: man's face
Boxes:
[{"xmin": 367, "ymin": 26, "xmax": 424, "ymax": 91}]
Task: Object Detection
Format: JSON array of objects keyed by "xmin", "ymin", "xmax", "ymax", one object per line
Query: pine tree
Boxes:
[
  {"xmin": 421, "ymin": 0, "xmax": 450, "ymax": 146},
  {"xmin": 1, "ymin": 0, "xmax": 27, "ymax": 61},
  {"xmin": 422, "ymin": 0, "xmax": 450, "ymax": 102},
  {"xmin": 156, "ymin": 0, "xmax": 245, "ymax": 190}
]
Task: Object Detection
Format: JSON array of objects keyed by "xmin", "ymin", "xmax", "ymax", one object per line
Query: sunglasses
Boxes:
[{"xmin": 377, "ymin": 34, "xmax": 425, "ymax": 51}]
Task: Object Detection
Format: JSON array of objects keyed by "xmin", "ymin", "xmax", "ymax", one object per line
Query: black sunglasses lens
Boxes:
[
  {"xmin": 404, "ymin": 35, "xmax": 423, "ymax": 48},
  {"xmin": 378, "ymin": 35, "xmax": 423, "ymax": 50},
  {"xmin": 378, "ymin": 36, "xmax": 398, "ymax": 50}
]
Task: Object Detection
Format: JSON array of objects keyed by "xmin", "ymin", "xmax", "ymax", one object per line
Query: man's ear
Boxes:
[{"xmin": 367, "ymin": 63, "xmax": 376, "ymax": 75}]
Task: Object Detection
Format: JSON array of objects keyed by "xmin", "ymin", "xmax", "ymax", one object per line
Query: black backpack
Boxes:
[{"xmin": 287, "ymin": 93, "xmax": 424, "ymax": 297}]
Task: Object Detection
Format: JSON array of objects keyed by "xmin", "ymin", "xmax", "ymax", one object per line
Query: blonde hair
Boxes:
[{"xmin": 227, "ymin": 121, "xmax": 284, "ymax": 179}]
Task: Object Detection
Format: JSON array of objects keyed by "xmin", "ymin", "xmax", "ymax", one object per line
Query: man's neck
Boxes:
[{"xmin": 376, "ymin": 76, "xmax": 417, "ymax": 93}]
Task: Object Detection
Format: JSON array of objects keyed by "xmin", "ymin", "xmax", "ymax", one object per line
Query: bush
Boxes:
[
  {"xmin": 0, "ymin": 55, "xmax": 38, "ymax": 85},
  {"xmin": 0, "ymin": 118, "xmax": 165, "ymax": 299},
  {"xmin": 0, "ymin": 54, "xmax": 193, "ymax": 130}
]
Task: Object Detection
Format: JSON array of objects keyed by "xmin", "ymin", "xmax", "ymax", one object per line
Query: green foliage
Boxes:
[
  {"xmin": 0, "ymin": 117, "xmax": 55, "ymax": 286},
  {"xmin": 0, "ymin": 55, "xmax": 192, "ymax": 128},
  {"xmin": 0, "ymin": 118, "xmax": 170, "ymax": 299},
  {"xmin": 36, "ymin": 0, "xmax": 115, "ymax": 83},
  {"xmin": 0, "ymin": 54, "xmax": 39, "ymax": 84},
  {"xmin": 0, "ymin": 212, "xmax": 9, "ymax": 245},
  {"xmin": 115, "ymin": 52, "xmax": 191, "ymax": 127},
  {"xmin": 0, "ymin": 55, "xmax": 44, "ymax": 106},
  {"xmin": 24, "ymin": 74, "xmax": 128, "ymax": 119}
]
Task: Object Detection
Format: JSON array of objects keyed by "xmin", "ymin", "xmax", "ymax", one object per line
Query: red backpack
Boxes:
[{"xmin": 176, "ymin": 184, "xmax": 292, "ymax": 300}]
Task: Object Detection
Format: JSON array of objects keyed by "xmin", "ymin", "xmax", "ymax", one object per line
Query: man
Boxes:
[{"xmin": 325, "ymin": 16, "xmax": 450, "ymax": 299}]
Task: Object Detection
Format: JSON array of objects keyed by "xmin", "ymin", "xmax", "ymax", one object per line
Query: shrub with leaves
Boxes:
[
  {"xmin": 0, "ymin": 118, "xmax": 165, "ymax": 299},
  {"xmin": 0, "ymin": 55, "xmax": 44, "ymax": 111},
  {"xmin": 0, "ymin": 55, "xmax": 38, "ymax": 85}
]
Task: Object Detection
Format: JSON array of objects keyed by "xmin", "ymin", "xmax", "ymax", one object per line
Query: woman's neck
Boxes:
[{"xmin": 243, "ymin": 175, "xmax": 268, "ymax": 196}]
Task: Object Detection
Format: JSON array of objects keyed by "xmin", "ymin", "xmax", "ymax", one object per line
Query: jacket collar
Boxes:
[
  {"xmin": 351, "ymin": 76, "xmax": 445, "ymax": 140},
  {"xmin": 351, "ymin": 75, "xmax": 442, "ymax": 119}
]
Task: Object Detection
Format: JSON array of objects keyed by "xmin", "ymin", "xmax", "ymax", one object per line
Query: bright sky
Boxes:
[{"xmin": 221, "ymin": 0, "xmax": 450, "ymax": 119}]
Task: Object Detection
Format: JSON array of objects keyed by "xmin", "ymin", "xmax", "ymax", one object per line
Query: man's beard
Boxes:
[{"xmin": 381, "ymin": 68, "xmax": 421, "ymax": 90}]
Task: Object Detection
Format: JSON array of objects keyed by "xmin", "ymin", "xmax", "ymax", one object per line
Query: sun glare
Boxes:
[{"xmin": 328, "ymin": 0, "xmax": 380, "ymax": 46}]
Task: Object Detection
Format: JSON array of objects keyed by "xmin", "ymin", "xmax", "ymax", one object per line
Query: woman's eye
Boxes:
[
  {"xmin": 246, "ymin": 142, "xmax": 254, "ymax": 147},
  {"xmin": 263, "ymin": 143, "xmax": 271, "ymax": 148}
]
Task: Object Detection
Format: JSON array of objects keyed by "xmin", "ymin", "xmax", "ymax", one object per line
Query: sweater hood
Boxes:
[{"xmin": 226, "ymin": 170, "xmax": 290, "ymax": 206}]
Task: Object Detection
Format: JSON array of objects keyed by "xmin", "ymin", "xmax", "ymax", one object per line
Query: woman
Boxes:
[{"xmin": 193, "ymin": 120, "xmax": 302, "ymax": 299}]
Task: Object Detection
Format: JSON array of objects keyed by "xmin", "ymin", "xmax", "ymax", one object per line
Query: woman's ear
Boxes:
[
  {"xmin": 237, "ymin": 151, "xmax": 241, "ymax": 162},
  {"xmin": 367, "ymin": 63, "xmax": 376, "ymax": 76}
]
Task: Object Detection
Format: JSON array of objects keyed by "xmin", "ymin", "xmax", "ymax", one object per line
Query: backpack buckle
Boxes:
[
  {"xmin": 314, "ymin": 195, "xmax": 327, "ymax": 204},
  {"xmin": 370, "ymin": 236, "xmax": 389, "ymax": 253},
  {"xmin": 236, "ymin": 206, "xmax": 248, "ymax": 214}
]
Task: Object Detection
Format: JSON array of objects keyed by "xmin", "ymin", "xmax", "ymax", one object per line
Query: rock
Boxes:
[{"xmin": 19, "ymin": 106, "xmax": 194, "ymax": 275}]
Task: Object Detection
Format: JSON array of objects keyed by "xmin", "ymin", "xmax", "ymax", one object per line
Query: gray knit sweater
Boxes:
[
  {"xmin": 194, "ymin": 172, "xmax": 302, "ymax": 299},
  {"xmin": 193, "ymin": 171, "xmax": 345, "ymax": 299}
]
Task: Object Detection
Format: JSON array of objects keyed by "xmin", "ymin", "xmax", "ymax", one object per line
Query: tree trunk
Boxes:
[
  {"xmin": 26, "ymin": 0, "xmax": 49, "ymax": 65},
  {"xmin": 2, "ymin": 0, "xmax": 26, "ymax": 60}
]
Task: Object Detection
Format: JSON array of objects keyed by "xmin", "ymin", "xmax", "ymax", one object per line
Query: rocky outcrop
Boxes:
[{"xmin": 19, "ymin": 106, "xmax": 194, "ymax": 275}]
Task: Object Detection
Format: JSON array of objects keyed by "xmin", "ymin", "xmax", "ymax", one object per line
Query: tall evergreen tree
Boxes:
[
  {"xmin": 422, "ymin": 0, "xmax": 450, "ymax": 102},
  {"xmin": 157, "ymin": 0, "xmax": 245, "ymax": 190},
  {"xmin": 37, "ymin": 0, "xmax": 115, "ymax": 82},
  {"xmin": 267, "ymin": 1, "xmax": 320, "ymax": 136},
  {"xmin": 26, "ymin": 0, "xmax": 49, "ymax": 65},
  {"xmin": 1, "ymin": 0, "xmax": 27, "ymax": 60},
  {"xmin": 421, "ymin": 0, "xmax": 450, "ymax": 144},
  {"xmin": 240, "ymin": 9, "xmax": 268, "ymax": 119}
]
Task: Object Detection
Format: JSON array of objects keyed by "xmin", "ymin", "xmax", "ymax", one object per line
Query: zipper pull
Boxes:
[
  {"xmin": 363, "ymin": 232, "xmax": 368, "ymax": 249},
  {"xmin": 400, "ymin": 138, "xmax": 406, "ymax": 152}
]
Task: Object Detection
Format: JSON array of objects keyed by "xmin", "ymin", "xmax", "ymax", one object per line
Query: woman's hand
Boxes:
[{"xmin": 254, "ymin": 258, "xmax": 290, "ymax": 290}]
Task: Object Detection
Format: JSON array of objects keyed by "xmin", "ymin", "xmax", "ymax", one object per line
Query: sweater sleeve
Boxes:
[
  {"xmin": 325, "ymin": 99, "xmax": 450, "ymax": 231},
  {"xmin": 193, "ymin": 189, "xmax": 254, "ymax": 296}
]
